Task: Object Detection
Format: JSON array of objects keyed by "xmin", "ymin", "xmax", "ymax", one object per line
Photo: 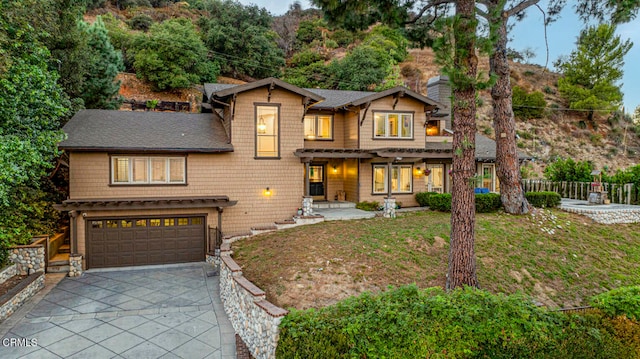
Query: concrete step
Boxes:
[
  {"xmin": 47, "ymin": 265, "xmax": 70, "ymax": 273},
  {"xmin": 312, "ymin": 201, "xmax": 356, "ymax": 209}
]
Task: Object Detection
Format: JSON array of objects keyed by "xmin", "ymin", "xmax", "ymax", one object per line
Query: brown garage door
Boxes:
[{"xmin": 87, "ymin": 216, "xmax": 205, "ymax": 269}]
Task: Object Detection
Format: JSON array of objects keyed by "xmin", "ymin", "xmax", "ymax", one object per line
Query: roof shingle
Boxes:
[{"xmin": 59, "ymin": 110, "xmax": 233, "ymax": 153}]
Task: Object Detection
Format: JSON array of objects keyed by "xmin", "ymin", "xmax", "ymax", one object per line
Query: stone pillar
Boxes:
[
  {"xmin": 383, "ymin": 197, "xmax": 396, "ymax": 218},
  {"xmin": 302, "ymin": 196, "xmax": 313, "ymax": 216},
  {"xmin": 68, "ymin": 254, "xmax": 83, "ymax": 277},
  {"xmin": 10, "ymin": 245, "xmax": 45, "ymax": 275}
]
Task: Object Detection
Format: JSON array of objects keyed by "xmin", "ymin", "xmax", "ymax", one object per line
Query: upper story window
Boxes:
[
  {"xmin": 426, "ymin": 120, "xmax": 441, "ymax": 136},
  {"xmin": 374, "ymin": 112, "xmax": 413, "ymax": 139},
  {"xmin": 372, "ymin": 164, "xmax": 413, "ymax": 194},
  {"xmin": 112, "ymin": 156, "xmax": 185, "ymax": 185},
  {"xmin": 304, "ymin": 114, "xmax": 333, "ymax": 140},
  {"xmin": 256, "ymin": 105, "xmax": 279, "ymax": 158}
]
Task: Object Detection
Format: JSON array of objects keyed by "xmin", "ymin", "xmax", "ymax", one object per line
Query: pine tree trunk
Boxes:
[
  {"xmin": 490, "ymin": 15, "xmax": 530, "ymax": 215},
  {"xmin": 447, "ymin": 0, "xmax": 479, "ymax": 290}
]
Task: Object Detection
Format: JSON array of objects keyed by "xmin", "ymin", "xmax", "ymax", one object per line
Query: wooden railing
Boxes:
[
  {"xmin": 521, "ymin": 179, "xmax": 636, "ymax": 205},
  {"xmin": 128, "ymin": 100, "xmax": 192, "ymax": 112}
]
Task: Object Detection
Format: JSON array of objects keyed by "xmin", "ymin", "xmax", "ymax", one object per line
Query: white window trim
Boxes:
[
  {"xmin": 304, "ymin": 114, "xmax": 333, "ymax": 140},
  {"xmin": 111, "ymin": 156, "xmax": 185, "ymax": 185},
  {"xmin": 374, "ymin": 112, "xmax": 413, "ymax": 139},
  {"xmin": 372, "ymin": 164, "xmax": 413, "ymax": 194}
]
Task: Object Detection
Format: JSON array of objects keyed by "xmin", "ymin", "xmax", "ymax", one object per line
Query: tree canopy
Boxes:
[
  {"xmin": 133, "ymin": 18, "xmax": 218, "ymax": 90},
  {"xmin": 198, "ymin": 0, "xmax": 285, "ymax": 79},
  {"xmin": 557, "ymin": 23, "xmax": 632, "ymax": 122},
  {"xmin": 0, "ymin": 1, "xmax": 70, "ymax": 259}
]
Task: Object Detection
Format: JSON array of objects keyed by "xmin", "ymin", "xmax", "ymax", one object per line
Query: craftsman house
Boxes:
[{"xmin": 56, "ymin": 76, "xmax": 513, "ymax": 269}]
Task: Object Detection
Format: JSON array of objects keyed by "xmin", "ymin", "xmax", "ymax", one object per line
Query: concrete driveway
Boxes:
[{"xmin": 0, "ymin": 263, "xmax": 235, "ymax": 359}]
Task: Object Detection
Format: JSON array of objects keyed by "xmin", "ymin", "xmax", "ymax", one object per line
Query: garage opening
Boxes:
[{"xmin": 87, "ymin": 215, "xmax": 205, "ymax": 269}]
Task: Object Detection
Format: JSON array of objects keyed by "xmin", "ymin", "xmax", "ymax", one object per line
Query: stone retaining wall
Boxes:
[
  {"xmin": 69, "ymin": 254, "xmax": 83, "ymax": 277},
  {"xmin": 0, "ymin": 273, "xmax": 45, "ymax": 323},
  {"xmin": 10, "ymin": 245, "xmax": 45, "ymax": 275},
  {"xmin": 0, "ymin": 264, "xmax": 17, "ymax": 285},
  {"xmin": 561, "ymin": 207, "xmax": 640, "ymax": 224},
  {"xmin": 219, "ymin": 245, "xmax": 288, "ymax": 359}
]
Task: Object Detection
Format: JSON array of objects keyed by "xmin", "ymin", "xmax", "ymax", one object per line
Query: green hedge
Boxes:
[
  {"xmin": 277, "ymin": 285, "xmax": 637, "ymax": 358},
  {"xmin": 591, "ymin": 286, "xmax": 640, "ymax": 320},
  {"xmin": 525, "ymin": 191, "xmax": 561, "ymax": 208},
  {"xmin": 423, "ymin": 193, "xmax": 502, "ymax": 213},
  {"xmin": 475, "ymin": 193, "xmax": 502, "ymax": 213},
  {"xmin": 415, "ymin": 191, "xmax": 438, "ymax": 207}
]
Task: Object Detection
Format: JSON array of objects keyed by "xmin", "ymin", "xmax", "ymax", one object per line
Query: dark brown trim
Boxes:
[
  {"xmin": 254, "ymin": 103, "xmax": 281, "ymax": 159},
  {"xmin": 55, "ymin": 197, "xmax": 236, "ymax": 212}
]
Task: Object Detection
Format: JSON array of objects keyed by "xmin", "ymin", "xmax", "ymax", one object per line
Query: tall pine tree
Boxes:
[
  {"xmin": 557, "ymin": 23, "xmax": 632, "ymax": 122},
  {"xmin": 79, "ymin": 16, "xmax": 125, "ymax": 109}
]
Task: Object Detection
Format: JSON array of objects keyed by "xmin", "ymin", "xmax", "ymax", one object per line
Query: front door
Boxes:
[
  {"xmin": 309, "ymin": 164, "xmax": 325, "ymax": 200},
  {"xmin": 481, "ymin": 164, "xmax": 496, "ymax": 192}
]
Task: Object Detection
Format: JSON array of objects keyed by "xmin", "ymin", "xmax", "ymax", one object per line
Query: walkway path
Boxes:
[{"xmin": 1, "ymin": 263, "xmax": 235, "ymax": 359}]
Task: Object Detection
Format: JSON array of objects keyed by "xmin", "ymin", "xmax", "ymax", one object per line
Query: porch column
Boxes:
[
  {"xmin": 384, "ymin": 160, "xmax": 396, "ymax": 218},
  {"xmin": 69, "ymin": 210, "xmax": 78, "ymax": 254},
  {"xmin": 304, "ymin": 161, "xmax": 310, "ymax": 197}
]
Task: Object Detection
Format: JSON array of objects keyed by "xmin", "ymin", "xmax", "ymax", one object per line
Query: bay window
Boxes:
[{"xmin": 111, "ymin": 156, "xmax": 185, "ymax": 184}]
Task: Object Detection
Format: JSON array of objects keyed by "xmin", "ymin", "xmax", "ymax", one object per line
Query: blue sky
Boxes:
[{"xmin": 238, "ymin": 0, "xmax": 639, "ymax": 114}]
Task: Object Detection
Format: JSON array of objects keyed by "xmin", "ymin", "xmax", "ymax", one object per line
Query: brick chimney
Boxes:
[{"xmin": 427, "ymin": 75, "xmax": 452, "ymax": 130}]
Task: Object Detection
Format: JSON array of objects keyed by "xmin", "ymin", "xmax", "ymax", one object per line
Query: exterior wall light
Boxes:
[
  {"xmin": 264, "ymin": 187, "xmax": 271, "ymax": 196},
  {"xmin": 416, "ymin": 167, "xmax": 423, "ymax": 175},
  {"xmin": 332, "ymin": 165, "xmax": 338, "ymax": 173}
]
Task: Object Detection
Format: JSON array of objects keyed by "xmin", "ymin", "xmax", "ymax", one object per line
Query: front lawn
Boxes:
[{"xmin": 233, "ymin": 209, "xmax": 640, "ymax": 310}]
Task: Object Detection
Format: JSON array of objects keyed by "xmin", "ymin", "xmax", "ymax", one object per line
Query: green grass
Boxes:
[{"xmin": 232, "ymin": 209, "xmax": 640, "ymax": 309}]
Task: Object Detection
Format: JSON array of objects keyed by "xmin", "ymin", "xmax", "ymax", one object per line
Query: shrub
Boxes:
[
  {"xmin": 543, "ymin": 157, "xmax": 593, "ymax": 182},
  {"xmin": 415, "ymin": 191, "xmax": 437, "ymax": 207},
  {"xmin": 355, "ymin": 201, "xmax": 379, "ymax": 211},
  {"xmin": 277, "ymin": 285, "xmax": 567, "ymax": 358},
  {"xmin": 425, "ymin": 193, "xmax": 502, "ymax": 212},
  {"xmin": 590, "ymin": 286, "xmax": 640, "ymax": 320},
  {"xmin": 525, "ymin": 191, "xmax": 561, "ymax": 208},
  {"xmin": 475, "ymin": 193, "xmax": 502, "ymax": 213},
  {"xmin": 512, "ymin": 85, "xmax": 546, "ymax": 120},
  {"xmin": 427, "ymin": 193, "xmax": 452, "ymax": 211}
]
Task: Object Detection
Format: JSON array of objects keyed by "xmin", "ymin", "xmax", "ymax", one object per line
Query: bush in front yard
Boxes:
[
  {"xmin": 475, "ymin": 193, "xmax": 502, "ymax": 213},
  {"xmin": 426, "ymin": 193, "xmax": 452, "ymax": 211},
  {"xmin": 277, "ymin": 285, "xmax": 637, "ymax": 358},
  {"xmin": 590, "ymin": 286, "xmax": 640, "ymax": 321},
  {"xmin": 415, "ymin": 191, "xmax": 438, "ymax": 207},
  {"xmin": 525, "ymin": 191, "xmax": 561, "ymax": 208},
  {"xmin": 355, "ymin": 201, "xmax": 380, "ymax": 211},
  {"xmin": 425, "ymin": 193, "xmax": 502, "ymax": 213}
]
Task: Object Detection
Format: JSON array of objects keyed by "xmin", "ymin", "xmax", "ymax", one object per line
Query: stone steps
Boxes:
[{"xmin": 47, "ymin": 265, "xmax": 70, "ymax": 273}]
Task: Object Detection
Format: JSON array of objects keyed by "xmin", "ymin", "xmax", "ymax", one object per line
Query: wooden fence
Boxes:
[
  {"xmin": 521, "ymin": 179, "xmax": 636, "ymax": 205},
  {"xmin": 128, "ymin": 100, "xmax": 192, "ymax": 112}
]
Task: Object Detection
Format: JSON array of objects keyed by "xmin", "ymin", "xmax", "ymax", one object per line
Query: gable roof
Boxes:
[
  {"xmin": 203, "ymin": 79, "xmax": 447, "ymax": 112},
  {"xmin": 304, "ymin": 88, "xmax": 376, "ymax": 109},
  {"xmin": 206, "ymin": 77, "xmax": 324, "ymax": 103},
  {"xmin": 59, "ymin": 110, "xmax": 233, "ymax": 153}
]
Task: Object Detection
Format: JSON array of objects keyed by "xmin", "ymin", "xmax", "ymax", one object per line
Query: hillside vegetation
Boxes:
[{"xmin": 84, "ymin": 1, "xmax": 640, "ymax": 177}]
